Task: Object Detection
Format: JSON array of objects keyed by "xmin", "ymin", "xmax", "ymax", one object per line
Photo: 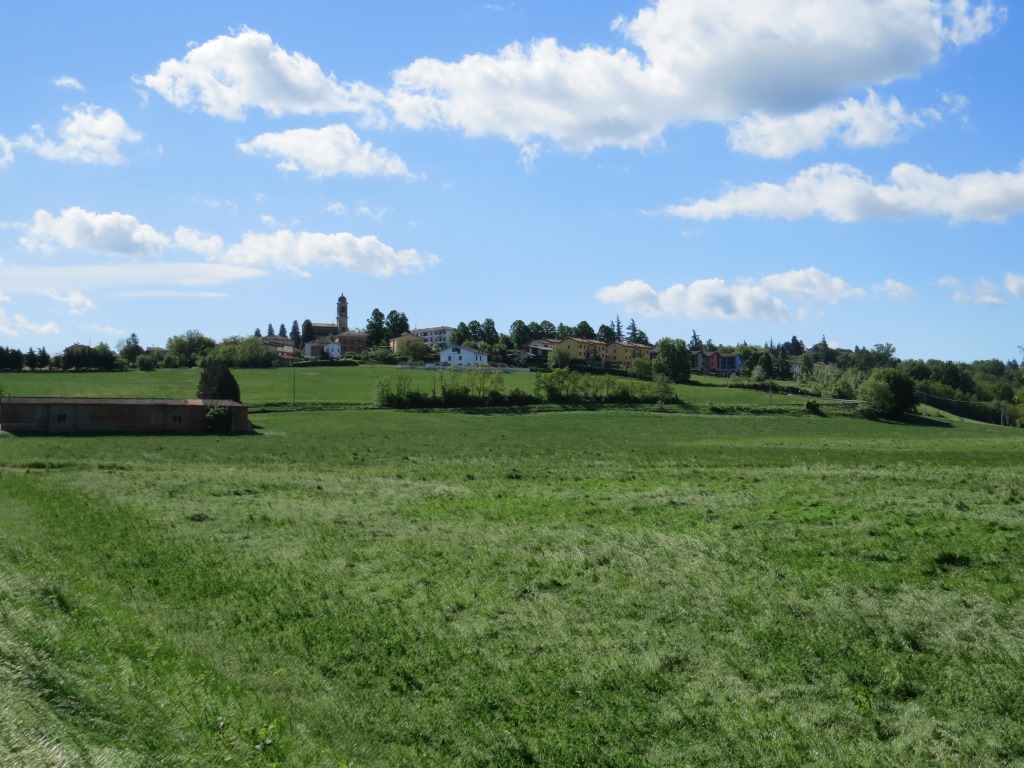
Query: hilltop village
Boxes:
[{"xmin": 256, "ymin": 293, "xmax": 735, "ymax": 375}]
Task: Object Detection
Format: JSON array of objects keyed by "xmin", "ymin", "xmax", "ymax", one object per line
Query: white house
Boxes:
[
  {"xmin": 412, "ymin": 326, "xmax": 456, "ymax": 348},
  {"xmin": 303, "ymin": 340, "xmax": 342, "ymax": 359},
  {"xmin": 439, "ymin": 344, "xmax": 488, "ymax": 367}
]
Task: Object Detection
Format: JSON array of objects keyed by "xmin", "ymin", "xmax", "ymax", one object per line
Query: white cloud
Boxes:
[
  {"xmin": 238, "ymin": 123, "xmax": 414, "ymax": 178},
  {"xmin": 761, "ymin": 267, "xmax": 867, "ymax": 303},
  {"xmin": 873, "ymin": 279, "xmax": 915, "ymax": 299},
  {"xmin": 173, "ymin": 226, "xmax": 225, "ymax": 258},
  {"xmin": 0, "ymin": 135, "xmax": 13, "ymax": 167},
  {"xmin": 113, "ymin": 290, "xmax": 229, "ymax": 299},
  {"xmin": 14, "ymin": 314, "xmax": 60, "ymax": 335},
  {"xmin": 0, "ymin": 263, "xmax": 266, "ymax": 296},
  {"xmin": 218, "ymin": 229, "xmax": 438, "ymax": 277},
  {"xmin": 53, "ymin": 76, "xmax": 85, "ymax": 91},
  {"xmin": 597, "ymin": 278, "xmax": 789, "ymax": 321},
  {"xmin": 596, "ymin": 266, "xmax": 885, "ymax": 320},
  {"xmin": 940, "ymin": 275, "xmax": 1004, "ymax": 304},
  {"xmin": 387, "ymin": 0, "xmax": 1003, "ymax": 152},
  {"xmin": 0, "ymin": 308, "xmax": 15, "ymax": 336},
  {"xmin": 46, "ymin": 290, "xmax": 96, "ymax": 314},
  {"xmin": 727, "ymin": 90, "xmax": 940, "ymax": 158},
  {"xmin": 18, "ymin": 105, "xmax": 141, "ymax": 165},
  {"xmin": 141, "ymin": 28, "xmax": 384, "ymax": 120},
  {"xmin": 943, "ymin": 0, "xmax": 1007, "ymax": 45},
  {"xmin": 21, "ymin": 207, "xmax": 169, "ymax": 256},
  {"xmin": 1006, "ymin": 273, "xmax": 1024, "ymax": 297},
  {"xmin": 326, "ymin": 201, "xmax": 348, "ymax": 215},
  {"xmin": 663, "ymin": 162, "xmax": 1024, "ymax": 223}
]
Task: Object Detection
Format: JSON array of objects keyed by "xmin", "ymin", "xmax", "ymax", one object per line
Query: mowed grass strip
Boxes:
[{"xmin": 2, "ymin": 410, "xmax": 1024, "ymax": 765}]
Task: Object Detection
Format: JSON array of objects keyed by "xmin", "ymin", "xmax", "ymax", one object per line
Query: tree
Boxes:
[
  {"xmin": 626, "ymin": 319, "xmax": 640, "ymax": 343},
  {"xmin": 36, "ymin": 347, "xmax": 50, "ymax": 369},
  {"xmin": 628, "ymin": 357, "xmax": 653, "ymax": 380},
  {"xmin": 652, "ymin": 338, "xmax": 690, "ymax": 383},
  {"xmin": 267, "ymin": 323, "xmax": 275, "ymax": 337},
  {"xmin": 688, "ymin": 330, "xmax": 703, "ymax": 351},
  {"xmin": 209, "ymin": 336, "xmax": 276, "ymax": 368},
  {"xmin": 166, "ymin": 330, "xmax": 216, "ymax": 367},
  {"xmin": 450, "ymin": 322, "xmax": 471, "ymax": 346},
  {"xmin": 549, "ymin": 346, "xmax": 571, "ymax": 368},
  {"xmin": 537, "ymin": 320, "xmax": 557, "ymax": 338},
  {"xmin": 394, "ymin": 335, "xmax": 430, "ymax": 362},
  {"xmin": 857, "ymin": 368, "xmax": 916, "ymax": 419},
  {"xmin": 25, "ymin": 348, "xmax": 38, "ymax": 370},
  {"xmin": 480, "ymin": 318, "xmax": 500, "ymax": 346},
  {"xmin": 289, "ymin": 320, "xmax": 301, "ymax": 346},
  {"xmin": 197, "ymin": 359, "xmax": 241, "ymax": 402},
  {"xmin": 556, "ymin": 323, "xmax": 574, "ymax": 340},
  {"xmin": 300, "ymin": 319, "xmax": 315, "ymax": 344},
  {"xmin": 278, "ymin": 323, "xmax": 287, "ymax": 338},
  {"xmin": 118, "ymin": 333, "xmax": 144, "ymax": 365},
  {"xmin": 254, "ymin": 327, "xmax": 263, "ymax": 338},
  {"xmin": 614, "ymin": 316, "xmax": 623, "ymax": 342},
  {"xmin": 467, "ymin": 319, "xmax": 483, "ymax": 343},
  {"xmin": 597, "ymin": 324, "xmax": 616, "ymax": 344},
  {"xmin": 365, "ymin": 308, "xmax": 388, "ymax": 347},
  {"xmin": 385, "ymin": 310, "xmax": 410, "ymax": 340},
  {"xmin": 574, "ymin": 320, "xmax": 596, "ymax": 340},
  {"xmin": 508, "ymin": 320, "xmax": 532, "ymax": 349}
]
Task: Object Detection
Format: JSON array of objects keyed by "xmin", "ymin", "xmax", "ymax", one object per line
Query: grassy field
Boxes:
[
  {"xmin": 0, "ymin": 367, "xmax": 787, "ymax": 409},
  {"xmin": 2, "ymin": 402, "xmax": 1023, "ymax": 766}
]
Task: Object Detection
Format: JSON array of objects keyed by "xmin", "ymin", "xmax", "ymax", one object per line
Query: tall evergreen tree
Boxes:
[
  {"xmin": 365, "ymin": 308, "xmax": 387, "ymax": 347},
  {"xmin": 197, "ymin": 359, "xmax": 241, "ymax": 402},
  {"xmin": 267, "ymin": 323, "xmax": 275, "ymax": 337},
  {"xmin": 278, "ymin": 323, "xmax": 287, "ymax": 338},
  {"xmin": 289, "ymin": 320, "xmax": 301, "ymax": 345}
]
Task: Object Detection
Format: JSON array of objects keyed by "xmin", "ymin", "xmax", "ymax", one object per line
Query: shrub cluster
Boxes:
[{"xmin": 375, "ymin": 368, "xmax": 678, "ymax": 409}]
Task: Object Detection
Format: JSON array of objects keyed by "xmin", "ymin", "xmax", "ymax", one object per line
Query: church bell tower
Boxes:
[{"xmin": 337, "ymin": 293, "xmax": 349, "ymax": 333}]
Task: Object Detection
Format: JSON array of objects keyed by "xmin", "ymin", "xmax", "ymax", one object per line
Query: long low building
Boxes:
[{"xmin": 0, "ymin": 397, "xmax": 249, "ymax": 436}]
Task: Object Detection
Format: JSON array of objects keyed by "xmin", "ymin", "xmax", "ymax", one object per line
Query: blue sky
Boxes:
[{"xmin": 1, "ymin": 0, "xmax": 1021, "ymax": 362}]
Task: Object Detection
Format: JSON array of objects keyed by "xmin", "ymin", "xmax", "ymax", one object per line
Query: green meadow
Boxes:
[
  {"xmin": 2, "ymin": 370, "xmax": 1023, "ymax": 765},
  {"xmin": 0, "ymin": 366, "xmax": 786, "ymax": 409}
]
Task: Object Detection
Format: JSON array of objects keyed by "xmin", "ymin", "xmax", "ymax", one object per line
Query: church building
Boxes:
[{"xmin": 305, "ymin": 294, "xmax": 369, "ymax": 358}]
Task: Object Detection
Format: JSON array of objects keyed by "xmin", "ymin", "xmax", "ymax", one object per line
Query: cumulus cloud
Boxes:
[
  {"xmin": 761, "ymin": 267, "xmax": 867, "ymax": 303},
  {"xmin": 144, "ymin": 3, "xmax": 1001, "ymax": 155},
  {"xmin": 218, "ymin": 229, "xmax": 438, "ymax": 277},
  {"xmin": 173, "ymin": 226, "xmax": 225, "ymax": 258},
  {"xmin": 0, "ymin": 310, "xmax": 60, "ymax": 336},
  {"xmin": 387, "ymin": 0, "xmax": 1003, "ymax": 151},
  {"xmin": 141, "ymin": 28, "xmax": 384, "ymax": 120},
  {"xmin": 238, "ymin": 124, "xmax": 414, "ymax": 178},
  {"xmin": 873, "ymin": 279, "xmax": 915, "ymax": 299},
  {"xmin": 596, "ymin": 277, "xmax": 790, "ymax": 321},
  {"xmin": 21, "ymin": 207, "xmax": 170, "ymax": 256},
  {"xmin": 0, "ymin": 135, "xmax": 13, "ymax": 167},
  {"xmin": 17, "ymin": 105, "xmax": 141, "ymax": 165},
  {"xmin": 662, "ymin": 162, "xmax": 1024, "ymax": 223},
  {"xmin": 940, "ymin": 275, "xmax": 1004, "ymax": 304},
  {"xmin": 46, "ymin": 290, "xmax": 96, "ymax": 314},
  {"xmin": 1006, "ymin": 273, "xmax": 1024, "ymax": 297},
  {"xmin": 727, "ymin": 90, "xmax": 941, "ymax": 158},
  {"xmin": 596, "ymin": 266, "xmax": 890, "ymax": 320},
  {"xmin": 53, "ymin": 76, "xmax": 85, "ymax": 91}
]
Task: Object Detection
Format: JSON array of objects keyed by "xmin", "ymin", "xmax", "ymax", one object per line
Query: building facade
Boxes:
[{"xmin": 0, "ymin": 397, "xmax": 248, "ymax": 435}]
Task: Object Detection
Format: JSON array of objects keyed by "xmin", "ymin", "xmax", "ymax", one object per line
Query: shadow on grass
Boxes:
[{"xmin": 881, "ymin": 413, "xmax": 954, "ymax": 428}]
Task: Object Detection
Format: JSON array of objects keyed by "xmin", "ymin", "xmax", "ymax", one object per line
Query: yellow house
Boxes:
[
  {"xmin": 605, "ymin": 341, "xmax": 654, "ymax": 367},
  {"xmin": 553, "ymin": 337, "xmax": 607, "ymax": 363},
  {"xmin": 552, "ymin": 338, "xmax": 654, "ymax": 367}
]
